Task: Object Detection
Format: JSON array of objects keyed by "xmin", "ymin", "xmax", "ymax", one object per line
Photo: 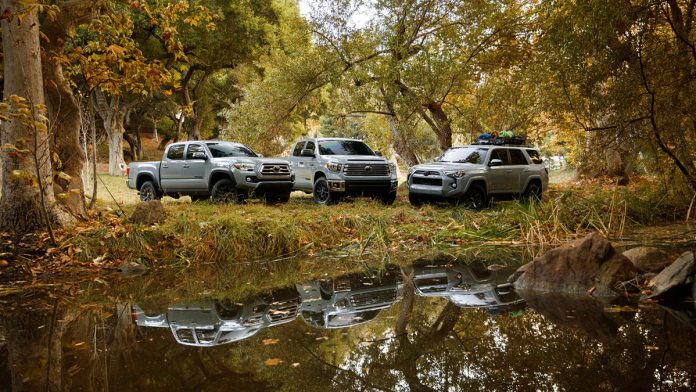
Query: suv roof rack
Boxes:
[{"xmin": 471, "ymin": 141, "xmax": 536, "ymax": 148}]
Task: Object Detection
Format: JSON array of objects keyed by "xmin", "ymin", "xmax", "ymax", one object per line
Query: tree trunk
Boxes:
[
  {"xmin": 107, "ymin": 124, "xmax": 126, "ymax": 175},
  {"xmin": 382, "ymin": 89, "xmax": 419, "ymax": 166},
  {"xmin": 39, "ymin": 0, "xmax": 100, "ymax": 219},
  {"xmin": 94, "ymin": 90, "xmax": 127, "ymax": 176},
  {"xmin": 425, "ymin": 101, "xmax": 453, "ymax": 151},
  {"xmin": 0, "ymin": 0, "xmax": 60, "ymax": 233}
]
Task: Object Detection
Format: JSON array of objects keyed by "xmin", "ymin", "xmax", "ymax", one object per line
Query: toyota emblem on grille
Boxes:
[
  {"xmin": 273, "ymin": 166, "xmax": 280, "ymax": 173},
  {"xmin": 364, "ymin": 165, "xmax": 372, "ymax": 172}
]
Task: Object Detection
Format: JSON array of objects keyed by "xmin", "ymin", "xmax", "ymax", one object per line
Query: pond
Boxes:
[{"xmin": 0, "ymin": 242, "xmax": 695, "ymax": 391}]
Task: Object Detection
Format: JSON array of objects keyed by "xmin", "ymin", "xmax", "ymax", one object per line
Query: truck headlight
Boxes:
[
  {"xmin": 389, "ymin": 162, "xmax": 398, "ymax": 175},
  {"xmin": 325, "ymin": 162, "xmax": 342, "ymax": 172},
  {"xmin": 233, "ymin": 163, "xmax": 255, "ymax": 172},
  {"xmin": 444, "ymin": 170, "xmax": 466, "ymax": 178}
]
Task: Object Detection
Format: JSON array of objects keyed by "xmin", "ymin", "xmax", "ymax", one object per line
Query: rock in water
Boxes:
[
  {"xmin": 129, "ymin": 200, "xmax": 165, "ymax": 225},
  {"xmin": 644, "ymin": 251, "xmax": 695, "ymax": 300},
  {"xmin": 622, "ymin": 246, "xmax": 671, "ymax": 273},
  {"xmin": 117, "ymin": 261, "xmax": 149, "ymax": 277},
  {"xmin": 512, "ymin": 232, "xmax": 637, "ymax": 297}
]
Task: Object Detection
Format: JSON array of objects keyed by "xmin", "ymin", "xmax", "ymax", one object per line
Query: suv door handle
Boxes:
[
  {"xmin": 162, "ymin": 165, "xmax": 169, "ymax": 168},
  {"xmin": 183, "ymin": 165, "xmax": 190, "ymax": 168}
]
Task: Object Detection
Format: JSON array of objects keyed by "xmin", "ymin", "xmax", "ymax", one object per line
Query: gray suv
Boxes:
[
  {"xmin": 407, "ymin": 145, "xmax": 548, "ymax": 209},
  {"xmin": 287, "ymin": 138, "xmax": 398, "ymax": 204}
]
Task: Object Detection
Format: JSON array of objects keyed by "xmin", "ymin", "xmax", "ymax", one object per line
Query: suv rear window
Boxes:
[
  {"xmin": 526, "ymin": 149, "xmax": 543, "ymax": 164},
  {"xmin": 167, "ymin": 144, "xmax": 185, "ymax": 160},
  {"xmin": 509, "ymin": 149, "xmax": 528, "ymax": 165}
]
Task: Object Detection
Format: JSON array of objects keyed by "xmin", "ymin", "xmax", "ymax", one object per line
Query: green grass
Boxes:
[{"xmin": 67, "ymin": 175, "xmax": 695, "ymax": 273}]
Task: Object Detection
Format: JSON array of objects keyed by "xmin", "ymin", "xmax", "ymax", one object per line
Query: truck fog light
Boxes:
[
  {"xmin": 246, "ymin": 176, "xmax": 252, "ymax": 182},
  {"xmin": 451, "ymin": 182, "xmax": 457, "ymax": 189}
]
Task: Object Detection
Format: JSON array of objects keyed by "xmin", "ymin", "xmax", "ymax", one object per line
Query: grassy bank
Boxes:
[{"xmin": 64, "ymin": 176, "xmax": 695, "ymax": 270}]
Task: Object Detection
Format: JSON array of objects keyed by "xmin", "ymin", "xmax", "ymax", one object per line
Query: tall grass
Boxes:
[{"xmin": 67, "ymin": 181, "xmax": 694, "ymax": 269}]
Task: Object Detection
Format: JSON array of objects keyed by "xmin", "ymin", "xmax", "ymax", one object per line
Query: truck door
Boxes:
[
  {"xmin": 161, "ymin": 144, "xmax": 185, "ymax": 192},
  {"xmin": 290, "ymin": 141, "xmax": 314, "ymax": 191},
  {"xmin": 507, "ymin": 149, "xmax": 528, "ymax": 194},
  {"xmin": 486, "ymin": 148, "xmax": 512, "ymax": 194},
  {"xmin": 300, "ymin": 141, "xmax": 318, "ymax": 189},
  {"xmin": 182, "ymin": 143, "xmax": 208, "ymax": 191}
]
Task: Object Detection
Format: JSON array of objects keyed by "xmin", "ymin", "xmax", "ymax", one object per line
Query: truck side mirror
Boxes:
[
  {"xmin": 192, "ymin": 151, "xmax": 208, "ymax": 160},
  {"xmin": 489, "ymin": 159, "xmax": 503, "ymax": 167},
  {"xmin": 301, "ymin": 149, "xmax": 315, "ymax": 157},
  {"xmin": 375, "ymin": 150, "xmax": 383, "ymax": 157}
]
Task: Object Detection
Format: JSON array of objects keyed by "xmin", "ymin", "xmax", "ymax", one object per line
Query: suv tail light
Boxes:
[{"xmin": 126, "ymin": 166, "xmax": 131, "ymax": 177}]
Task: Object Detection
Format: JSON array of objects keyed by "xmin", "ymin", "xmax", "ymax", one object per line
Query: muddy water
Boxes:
[{"xmin": 1, "ymin": 243, "xmax": 695, "ymax": 391}]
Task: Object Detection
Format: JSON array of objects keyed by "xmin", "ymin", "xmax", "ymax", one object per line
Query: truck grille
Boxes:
[
  {"xmin": 261, "ymin": 164, "xmax": 291, "ymax": 175},
  {"xmin": 413, "ymin": 177, "xmax": 442, "ymax": 186},
  {"xmin": 414, "ymin": 170, "xmax": 439, "ymax": 176},
  {"xmin": 267, "ymin": 298, "xmax": 300, "ymax": 324},
  {"xmin": 343, "ymin": 163, "xmax": 390, "ymax": 176},
  {"xmin": 349, "ymin": 289, "xmax": 397, "ymax": 308}
]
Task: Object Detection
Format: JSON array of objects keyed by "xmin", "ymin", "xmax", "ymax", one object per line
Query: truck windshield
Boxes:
[
  {"xmin": 436, "ymin": 147, "xmax": 488, "ymax": 164},
  {"xmin": 206, "ymin": 143, "xmax": 258, "ymax": 158},
  {"xmin": 318, "ymin": 140, "xmax": 374, "ymax": 156}
]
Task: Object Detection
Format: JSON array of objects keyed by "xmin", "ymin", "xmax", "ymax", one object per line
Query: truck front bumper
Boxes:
[
  {"xmin": 407, "ymin": 175, "xmax": 469, "ymax": 199},
  {"xmin": 328, "ymin": 179, "xmax": 398, "ymax": 195},
  {"xmin": 234, "ymin": 171, "xmax": 295, "ymax": 195}
]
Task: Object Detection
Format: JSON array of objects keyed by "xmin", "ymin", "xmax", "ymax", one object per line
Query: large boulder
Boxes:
[
  {"xmin": 623, "ymin": 246, "xmax": 671, "ymax": 273},
  {"xmin": 129, "ymin": 200, "xmax": 165, "ymax": 225},
  {"xmin": 512, "ymin": 232, "xmax": 638, "ymax": 297},
  {"xmin": 644, "ymin": 250, "xmax": 695, "ymax": 300}
]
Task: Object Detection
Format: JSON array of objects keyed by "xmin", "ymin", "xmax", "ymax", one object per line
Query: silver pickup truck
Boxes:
[
  {"xmin": 127, "ymin": 141, "xmax": 294, "ymax": 203},
  {"xmin": 286, "ymin": 138, "xmax": 398, "ymax": 204},
  {"xmin": 407, "ymin": 144, "xmax": 548, "ymax": 209}
]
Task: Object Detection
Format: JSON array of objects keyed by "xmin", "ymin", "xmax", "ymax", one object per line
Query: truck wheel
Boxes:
[
  {"xmin": 313, "ymin": 178, "xmax": 336, "ymax": 205},
  {"xmin": 139, "ymin": 181, "xmax": 161, "ymax": 202},
  {"xmin": 265, "ymin": 192, "xmax": 291, "ymax": 204},
  {"xmin": 523, "ymin": 182, "xmax": 542, "ymax": 203},
  {"xmin": 457, "ymin": 184, "xmax": 488, "ymax": 210},
  {"xmin": 211, "ymin": 179, "xmax": 240, "ymax": 203},
  {"xmin": 408, "ymin": 192, "xmax": 423, "ymax": 207},
  {"xmin": 378, "ymin": 191, "xmax": 397, "ymax": 205}
]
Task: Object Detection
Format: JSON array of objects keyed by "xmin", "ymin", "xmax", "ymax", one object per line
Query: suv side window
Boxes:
[
  {"xmin": 490, "ymin": 149, "xmax": 510, "ymax": 165},
  {"xmin": 186, "ymin": 144, "xmax": 206, "ymax": 159},
  {"xmin": 509, "ymin": 149, "xmax": 528, "ymax": 165},
  {"xmin": 292, "ymin": 141, "xmax": 306, "ymax": 157},
  {"xmin": 167, "ymin": 144, "xmax": 185, "ymax": 160},
  {"xmin": 526, "ymin": 149, "xmax": 543, "ymax": 164}
]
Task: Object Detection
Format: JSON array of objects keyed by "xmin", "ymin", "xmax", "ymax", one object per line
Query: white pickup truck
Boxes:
[{"xmin": 286, "ymin": 138, "xmax": 398, "ymax": 204}]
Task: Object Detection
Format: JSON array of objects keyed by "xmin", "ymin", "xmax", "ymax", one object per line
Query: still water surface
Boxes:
[{"xmin": 1, "ymin": 246, "xmax": 695, "ymax": 391}]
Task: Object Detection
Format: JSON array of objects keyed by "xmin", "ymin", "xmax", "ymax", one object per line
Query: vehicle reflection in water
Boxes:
[
  {"xmin": 297, "ymin": 264, "xmax": 403, "ymax": 329},
  {"xmin": 412, "ymin": 261, "xmax": 525, "ymax": 315},
  {"xmin": 133, "ymin": 287, "xmax": 301, "ymax": 347},
  {"xmin": 133, "ymin": 262, "xmax": 525, "ymax": 346}
]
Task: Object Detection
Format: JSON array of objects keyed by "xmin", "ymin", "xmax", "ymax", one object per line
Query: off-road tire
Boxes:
[
  {"xmin": 408, "ymin": 192, "xmax": 424, "ymax": 207},
  {"xmin": 377, "ymin": 191, "xmax": 397, "ymax": 205},
  {"xmin": 522, "ymin": 182, "xmax": 542, "ymax": 203},
  {"xmin": 313, "ymin": 177, "xmax": 337, "ymax": 205},
  {"xmin": 211, "ymin": 179, "xmax": 241, "ymax": 203},
  {"xmin": 456, "ymin": 184, "xmax": 488, "ymax": 210},
  {"xmin": 139, "ymin": 181, "xmax": 161, "ymax": 202}
]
